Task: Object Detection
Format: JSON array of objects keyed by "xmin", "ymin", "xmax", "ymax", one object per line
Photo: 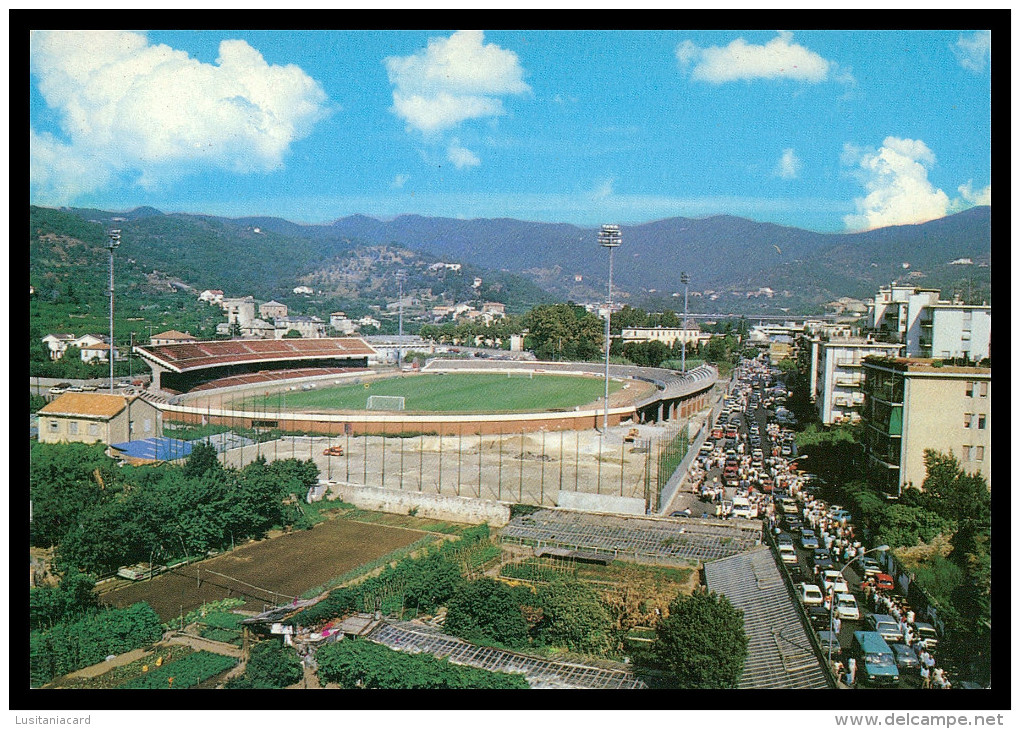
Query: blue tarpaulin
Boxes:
[{"xmin": 111, "ymin": 437, "xmax": 193, "ymax": 461}]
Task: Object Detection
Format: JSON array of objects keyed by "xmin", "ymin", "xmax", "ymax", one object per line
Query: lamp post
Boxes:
[
  {"xmin": 106, "ymin": 230, "xmax": 121, "ymax": 393},
  {"xmin": 396, "ymin": 270, "xmax": 407, "ymax": 370},
  {"xmin": 827, "ymin": 544, "xmax": 890, "ymax": 672},
  {"xmin": 680, "ymin": 271, "xmax": 690, "ymax": 374},
  {"xmin": 599, "ymin": 224, "xmax": 621, "ymax": 433}
]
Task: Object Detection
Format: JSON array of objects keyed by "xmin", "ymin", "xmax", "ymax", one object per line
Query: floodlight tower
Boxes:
[
  {"xmin": 599, "ymin": 224, "xmax": 622, "ymax": 433},
  {"xmin": 107, "ymin": 229, "xmax": 121, "ymax": 392},
  {"xmin": 396, "ymin": 270, "xmax": 407, "ymax": 369},
  {"xmin": 680, "ymin": 271, "xmax": 690, "ymax": 374}
]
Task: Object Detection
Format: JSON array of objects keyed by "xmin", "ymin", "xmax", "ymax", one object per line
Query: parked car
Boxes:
[
  {"xmin": 858, "ymin": 556, "xmax": 883, "ymax": 578},
  {"xmin": 891, "ymin": 643, "xmax": 920, "ymax": 671},
  {"xmin": 777, "ymin": 532, "xmax": 794, "ymax": 546},
  {"xmin": 817, "ymin": 629, "xmax": 842, "ymax": 659},
  {"xmin": 798, "ymin": 583, "xmax": 824, "ymax": 606},
  {"xmin": 913, "ymin": 622, "xmax": 939, "ymax": 652},
  {"xmin": 800, "ymin": 529, "xmax": 820, "ymax": 550},
  {"xmin": 866, "ymin": 614, "xmax": 903, "ymax": 644},
  {"xmin": 778, "ymin": 544, "xmax": 799, "ymax": 565},
  {"xmin": 81, "ymin": 384, "xmax": 98, "ymax": 392},
  {"xmin": 807, "ymin": 605, "xmax": 832, "ymax": 631},
  {"xmin": 835, "ymin": 592, "xmax": 861, "ymax": 620},
  {"xmin": 811, "ymin": 549, "xmax": 834, "ymax": 571},
  {"xmin": 821, "ymin": 569, "xmax": 850, "ymax": 594},
  {"xmin": 874, "ymin": 573, "xmax": 896, "ymax": 591}
]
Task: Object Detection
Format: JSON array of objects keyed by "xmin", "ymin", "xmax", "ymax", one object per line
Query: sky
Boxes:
[{"xmin": 28, "ymin": 29, "xmax": 993, "ymax": 233}]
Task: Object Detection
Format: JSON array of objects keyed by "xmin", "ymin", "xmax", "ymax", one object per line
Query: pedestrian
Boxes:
[
  {"xmin": 920, "ymin": 664, "xmax": 931, "ymax": 689},
  {"xmin": 848, "ymin": 657, "xmax": 857, "ymax": 686},
  {"xmin": 907, "ymin": 609, "xmax": 915, "ymax": 625}
]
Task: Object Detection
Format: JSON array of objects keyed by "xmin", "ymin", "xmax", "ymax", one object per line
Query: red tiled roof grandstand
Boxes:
[
  {"xmin": 134, "ymin": 337, "xmax": 377, "ymax": 393},
  {"xmin": 137, "ymin": 338, "xmax": 376, "ymax": 373},
  {"xmin": 189, "ymin": 367, "xmax": 369, "ymax": 392}
]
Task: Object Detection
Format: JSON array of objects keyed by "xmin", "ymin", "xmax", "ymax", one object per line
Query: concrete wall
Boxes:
[
  {"xmin": 555, "ymin": 491, "xmax": 646, "ymax": 516},
  {"xmin": 322, "ymin": 480, "xmax": 511, "ymax": 527}
]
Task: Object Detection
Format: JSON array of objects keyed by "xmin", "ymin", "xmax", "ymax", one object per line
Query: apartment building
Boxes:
[
  {"xmin": 808, "ymin": 337, "xmax": 905, "ymax": 425},
  {"xmin": 620, "ymin": 326, "xmax": 709, "ymax": 348},
  {"xmin": 866, "ymin": 283, "xmax": 990, "ymax": 361},
  {"xmin": 861, "ymin": 358, "xmax": 991, "ymax": 493}
]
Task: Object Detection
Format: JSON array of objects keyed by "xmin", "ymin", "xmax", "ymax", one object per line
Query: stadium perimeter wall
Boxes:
[
  {"xmin": 160, "ymin": 403, "xmax": 636, "ymax": 435},
  {"xmin": 322, "ymin": 480, "xmax": 512, "ymax": 526}
]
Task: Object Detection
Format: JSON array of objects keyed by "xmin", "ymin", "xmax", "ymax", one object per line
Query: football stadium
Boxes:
[{"xmin": 133, "ymin": 338, "xmax": 719, "ymax": 512}]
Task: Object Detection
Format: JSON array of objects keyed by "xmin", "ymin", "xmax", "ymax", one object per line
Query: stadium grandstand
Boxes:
[{"xmin": 134, "ymin": 338, "xmax": 376, "ymax": 393}]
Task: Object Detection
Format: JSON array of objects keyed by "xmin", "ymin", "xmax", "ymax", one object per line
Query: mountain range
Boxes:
[{"xmin": 40, "ymin": 204, "xmax": 992, "ymax": 316}]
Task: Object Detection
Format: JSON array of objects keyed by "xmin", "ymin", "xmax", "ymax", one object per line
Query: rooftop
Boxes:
[
  {"xmin": 150, "ymin": 330, "xmax": 196, "ymax": 341},
  {"xmin": 863, "ymin": 356, "xmax": 991, "ymax": 375},
  {"xmin": 38, "ymin": 392, "xmax": 137, "ymax": 419}
]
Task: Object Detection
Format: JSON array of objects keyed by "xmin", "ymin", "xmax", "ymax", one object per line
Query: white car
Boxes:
[
  {"xmin": 798, "ymin": 583, "xmax": 824, "ymax": 606},
  {"xmin": 835, "ymin": 592, "xmax": 860, "ymax": 620},
  {"xmin": 821, "ymin": 569, "xmax": 850, "ymax": 594},
  {"xmin": 779, "ymin": 544, "xmax": 798, "ymax": 565}
]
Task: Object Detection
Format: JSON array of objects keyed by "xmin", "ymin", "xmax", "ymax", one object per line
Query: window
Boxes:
[
  {"xmin": 68, "ymin": 421, "xmax": 78, "ymax": 435},
  {"xmin": 979, "ymin": 382, "xmax": 988, "ymax": 397},
  {"xmin": 962, "ymin": 446, "xmax": 973, "ymax": 461},
  {"xmin": 144, "ymin": 418, "xmax": 152, "ymax": 433},
  {"xmin": 88, "ymin": 423, "xmax": 100, "ymax": 436},
  {"xmin": 978, "ymin": 414, "xmax": 986, "ymax": 430},
  {"xmin": 965, "ymin": 382, "xmax": 974, "ymax": 397},
  {"xmin": 48, "ymin": 420, "xmax": 59, "ymax": 432},
  {"xmin": 975, "ymin": 446, "xmax": 985, "ymax": 461},
  {"xmin": 964, "ymin": 413, "xmax": 973, "ymax": 428}
]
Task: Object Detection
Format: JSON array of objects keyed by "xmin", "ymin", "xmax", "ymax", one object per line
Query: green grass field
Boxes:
[{"xmin": 238, "ymin": 373, "xmax": 623, "ymax": 413}]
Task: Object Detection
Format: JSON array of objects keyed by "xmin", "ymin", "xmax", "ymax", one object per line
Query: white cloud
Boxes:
[
  {"xmin": 384, "ymin": 30, "xmax": 529, "ymax": 135},
  {"xmin": 953, "ymin": 31, "xmax": 991, "ymax": 72},
  {"xmin": 775, "ymin": 148, "xmax": 801, "ymax": 179},
  {"xmin": 447, "ymin": 140, "xmax": 480, "ymax": 169},
  {"xmin": 842, "ymin": 137, "xmax": 951, "ymax": 231},
  {"xmin": 676, "ymin": 31, "xmax": 843, "ymax": 84},
  {"xmin": 956, "ymin": 180, "xmax": 991, "ymax": 206},
  {"xmin": 390, "ymin": 174, "xmax": 410, "ymax": 189},
  {"xmin": 29, "ymin": 30, "xmax": 329, "ymax": 203}
]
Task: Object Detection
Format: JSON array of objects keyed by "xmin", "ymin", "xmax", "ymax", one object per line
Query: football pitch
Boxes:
[{"xmin": 239, "ymin": 373, "xmax": 624, "ymax": 413}]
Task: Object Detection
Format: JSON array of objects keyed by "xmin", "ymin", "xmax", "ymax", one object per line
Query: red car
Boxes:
[{"xmin": 874, "ymin": 573, "xmax": 895, "ymax": 591}]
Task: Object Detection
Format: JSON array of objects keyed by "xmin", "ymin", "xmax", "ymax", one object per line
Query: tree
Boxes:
[
  {"xmin": 649, "ymin": 589, "xmax": 748, "ymax": 689},
  {"xmin": 533, "ymin": 579, "xmax": 614, "ymax": 655},
  {"xmin": 920, "ymin": 450, "xmax": 990, "ymax": 526},
  {"xmin": 444, "ymin": 577, "xmax": 531, "ymax": 650},
  {"xmin": 183, "ymin": 442, "xmax": 221, "ymax": 480},
  {"xmin": 283, "ymin": 329, "xmax": 302, "ymax": 338},
  {"xmin": 228, "ymin": 640, "xmax": 303, "ymax": 688}
]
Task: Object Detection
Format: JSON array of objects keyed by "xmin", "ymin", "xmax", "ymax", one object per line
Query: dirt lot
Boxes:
[{"xmin": 100, "ymin": 519, "xmax": 425, "ymax": 622}]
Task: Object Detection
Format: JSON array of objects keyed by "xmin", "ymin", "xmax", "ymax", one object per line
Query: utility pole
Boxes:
[
  {"xmin": 396, "ymin": 270, "xmax": 407, "ymax": 370},
  {"xmin": 107, "ymin": 230, "xmax": 121, "ymax": 392},
  {"xmin": 681, "ymin": 271, "xmax": 690, "ymax": 374},
  {"xmin": 599, "ymin": 224, "xmax": 622, "ymax": 433}
]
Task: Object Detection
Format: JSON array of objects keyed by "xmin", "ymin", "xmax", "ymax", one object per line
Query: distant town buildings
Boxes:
[
  {"xmin": 149, "ymin": 330, "xmax": 197, "ymax": 346},
  {"xmin": 861, "ymin": 357, "xmax": 991, "ymax": 493},
  {"xmin": 259, "ymin": 300, "xmax": 288, "ymax": 320},
  {"xmin": 222, "ymin": 296, "xmax": 257, "ymax": 329},
  {"xmin": 41, "ymin": 333, "xmax": 107, "ymax": 360},
  {"xmin": 274, "ymin": 315, "xmax": 327, "ymax": 339},
  {"xmin": 293, "ymin": 285, "xmax": 314, "ymax": 295},
  {"xmin": 620, "ymin": 326, "xmax": 709, "ymax": 349},
  {"xmin": 198, "ymin": 289, "xmax": 224, "ymax": 304}
]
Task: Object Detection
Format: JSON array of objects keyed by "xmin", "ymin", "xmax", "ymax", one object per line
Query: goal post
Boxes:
[
  {"xmin": 367, "ymin": 395, "xmax": 406, "ymax": 411},
  {"xmin": 506, "ymin": 371, "xmax": 534, "ymax": 379}
]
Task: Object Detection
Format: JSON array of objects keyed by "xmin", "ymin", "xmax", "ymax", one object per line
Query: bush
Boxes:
[
  {"xmin": 444, "ymin": 578, "xmax": 531, "ymax": 650},
  {"xmin": 30, "ymin": 602, "xmax": 164, "ymax": 687},
  {"xmin": 533, "ymin": 579, "xmax": 615, "ymax": 656},
  {"xmin": 226, "ymin": 641, "xmax": 302, "ymax": 688}
]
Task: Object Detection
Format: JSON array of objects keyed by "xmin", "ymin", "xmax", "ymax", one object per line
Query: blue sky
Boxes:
[{"xmin": 29, "ymin": 29, "xmax": 992, "ymax": 232}]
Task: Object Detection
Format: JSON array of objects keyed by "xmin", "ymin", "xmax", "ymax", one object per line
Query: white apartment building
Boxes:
[
  {"xmin": 866, "ymin": 283, "xmax": 990, "ymax": 361},
  {"xmin": 809, "ymin": 337, "xmax": 904, "ymax": 425},
  {"xmin": 922, "ymin": 302, "xmax": 991, "ymax": 361},
  {"xmin": 330, "ymin": 312, "xmax": 356, "ymax": 334}
]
